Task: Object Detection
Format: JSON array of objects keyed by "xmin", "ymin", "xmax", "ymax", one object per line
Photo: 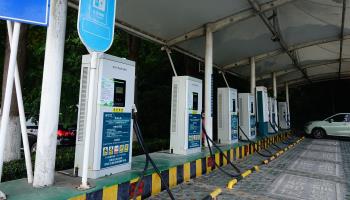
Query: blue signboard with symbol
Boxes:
[
  {"xmin": 188, "ymin": 114, "xmax": 201, "ymax": 149},
  {"xmin": 101, "ymin": 112, "xmax": 131, "ymax": 169},
  {"xmin": 78, "ymin": 0, "xmax": 116, "ymax": 52},
  {"xmin": 0, "ymin": 0, "xmax": 49, "ymax": 26}
]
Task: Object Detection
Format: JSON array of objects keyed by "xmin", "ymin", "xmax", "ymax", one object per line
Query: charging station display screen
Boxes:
[
  {"xmin": 232, "ymin": 99, "xmax": 236, "ymax": 113},
  {"xmin": 101, "ymin": 112, "xmax": 131, "ymax": 168},
  {"xmin": 113, "ymin": 79, "xmax": 126, "ymax": 107},
  {"xmin": 188, "ymin": 114, "xmax": 201, "ymax": 149},
  {"xmin": 192, "ymin": 92, "xmax": 198, "ymax": 111},
  {"xmin": 250, "ymin": 102, "xmax": 254, "ymax": 114}
]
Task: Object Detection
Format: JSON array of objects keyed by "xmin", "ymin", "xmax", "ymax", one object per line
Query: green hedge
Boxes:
[{"xmin": 2, "ymin": 139, "xmax": 168, "ymax": 182}]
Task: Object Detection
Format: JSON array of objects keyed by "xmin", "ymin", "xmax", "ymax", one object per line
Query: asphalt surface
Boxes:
[{"xmin": 149, "ymin": 137, "xmax": 350, "ymax": 200}]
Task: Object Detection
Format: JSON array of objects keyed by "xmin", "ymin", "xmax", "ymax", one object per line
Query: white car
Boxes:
[{"xmin": 305, "ymin": 113, "xmax": 350, "ymax": 139}]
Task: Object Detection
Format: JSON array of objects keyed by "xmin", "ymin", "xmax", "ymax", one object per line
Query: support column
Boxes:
[
  {"xmin": 272, "ymin": 72, "xmax": 277, "ymax": 98},
  {"xmin": 33, "ymin": 0, "xmax": 67, "ymax": 187},
  {"xmin": 250, "ymin": 57, "xmax": 255, "ymax": 95},
  {"xmin": 285, "ymin": 82, "xmax": 290, "ymax": 127},
  {"xmin": 204, "ymin": 27, "xmax": 213, "ymax": 146}
]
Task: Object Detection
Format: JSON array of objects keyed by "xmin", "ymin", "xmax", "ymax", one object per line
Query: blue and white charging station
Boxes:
[
  {"xmin": 74, "ymin": 54, "xmax": 135, "ymax": 179},
  {"xmin": 256, "ymin": 86, "xmax": 269, "ymax": 137},
  {"xmin": 217, "ymin": 88, "xmax": 238, "ymax": 144}
]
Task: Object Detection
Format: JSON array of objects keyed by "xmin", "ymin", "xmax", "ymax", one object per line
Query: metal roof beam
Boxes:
[
  {"xmin": 247, "ymin": 0, "xmax": 311, "ymax": 82},
  {"xmin": 166, "ymin": 0, "xmax": 295, "ymax": 46},
  {"xmin": 256, "ymin": 58, "xmax": 350, "ymax": 81},
  {"xmin": 223, "ymin": 35, "xmax": 350, "ymax": 69},
  {"xmin": 67, "ymin": 1, "xmax": 241, "ymax": 77},
  {"xmin": 338, "ymin": 0, "xmax": 347, "ymax": 79}
]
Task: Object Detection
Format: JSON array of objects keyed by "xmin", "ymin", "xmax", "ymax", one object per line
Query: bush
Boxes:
[{"xmin": 2, "ymin": 139, "xmax": 169, "ymax": 182}]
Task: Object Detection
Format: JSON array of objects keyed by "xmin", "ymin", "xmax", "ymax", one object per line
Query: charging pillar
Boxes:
[
  {"xmin": 217, "ymin": 88, "xmax": 238, "ymax": 144},
  {"xmin": 74, "ymin": 54, "xmax": 135, "ymax": 179},
  {"xmin": 170, "ymin": 76, "xmax": 203, "ymax": 155},
  {"xmin": 256, "ymin": 86, "xmax": 269, "ymax": 136},
  {"xmin": 238, "ymin": 93, "xmax": 256, "ymax": 140},
  {"xmin": 204, "ymin": 27, "xmax": 213, "ymax": 146}
]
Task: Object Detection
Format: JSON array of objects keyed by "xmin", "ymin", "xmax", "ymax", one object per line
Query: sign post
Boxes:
[
  {"xmin": 0, "ymin": 0, "xmax": 49, "ymax": 185},
  {"xmin": 77, "ymin": 0, "xmax": 116, "ymax": 189}
]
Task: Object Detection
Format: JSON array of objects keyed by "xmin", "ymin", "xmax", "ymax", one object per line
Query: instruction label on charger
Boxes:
[
  {"xmin": 188, "ymin": 114, "xmax": 201, "ymax": 149},
  {"xmin": 101, "ymin": 112, "xmax": 131, "ymax": 168},
  {"xmin": 231, "ymin": 115, "xmax": 238, "ymax": 141}
]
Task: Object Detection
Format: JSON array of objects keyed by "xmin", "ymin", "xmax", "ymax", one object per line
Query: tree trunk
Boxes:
[{"xmin": 1, "ymin": 24, "xmax": 28, "ymax": 162}]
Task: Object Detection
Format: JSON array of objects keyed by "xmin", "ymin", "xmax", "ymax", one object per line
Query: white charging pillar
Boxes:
[{"xmin": 204, "ymin": 27, "xmax": 213, "ymax": 146}]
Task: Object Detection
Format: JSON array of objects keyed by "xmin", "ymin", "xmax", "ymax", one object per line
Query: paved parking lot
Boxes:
[{"xmin": 150, "ymin": 137, "xmax": 350, "ymax": 200}]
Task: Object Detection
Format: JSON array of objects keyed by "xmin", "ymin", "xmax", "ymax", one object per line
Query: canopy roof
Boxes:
[{"xmin": 69, "ymin": 0, "xmax": 350, "ymax": 87}]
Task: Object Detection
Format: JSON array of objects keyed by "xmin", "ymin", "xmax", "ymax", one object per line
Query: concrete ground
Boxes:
[{"xmin": 150, "ymin": 137, "xmax": 350, "ymax": 200}]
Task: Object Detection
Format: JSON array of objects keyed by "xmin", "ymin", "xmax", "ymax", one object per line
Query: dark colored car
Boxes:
[{"xmin": 24, "ymin": 125, "xmax": 76, "ymax": 153}]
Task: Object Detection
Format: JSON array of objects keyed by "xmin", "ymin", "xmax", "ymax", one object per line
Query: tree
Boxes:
[{"xmin": 1, "ymin": 24, "xmax": 28, "ymax": 161}]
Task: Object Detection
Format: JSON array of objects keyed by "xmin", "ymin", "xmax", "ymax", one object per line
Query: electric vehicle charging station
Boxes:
[
  {"xmin": 238, "ymin": 93, "xmax": 256, "ymax": 140},
  {"xmin": 268, "ymin": 97, "xmax": 279, "ymax": 133},
  {"xmin": 278, "ymin": 102, "xmax": 290, "ymax": 129},
  {"xmin": 256, "ymin": 86, "xmax": 269, "ymax": 136},
  {"xmin": 74, "ymin": 54, "xmax": 135, "ymax": 179},
  {"xmin": 170, "ymin": 76, "xmax": 202, "ymax": 155},
  {"xmin": 217, "ymin": 88, "xmax": 238, "ymax": 144}
]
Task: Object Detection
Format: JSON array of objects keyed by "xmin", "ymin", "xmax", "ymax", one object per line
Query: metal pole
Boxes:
[
  {"xmin": 33, "ymin": 0, "xmax": 67, "ymax": 187},
  {"xmin": 204, "ymin": 27, "xmax": 213, "ymax": 146},
  {"xmin": 285, "ymin": 82, "xmax": 290, "ymax": 127},
  {"xmin": 164, "ymin": 48, "xmax": 178, "ymax": 77},
  {"xmin": 80, "ymin": 52, "xmax": 99, "ymax": 189},
  {"xmin": 0, "ymin": 22, "xmax": 21, "ymax": 182},
  {"xmin": 272, "ymin": 72, "xmax": 277, "ymax": 99},
  {"xmin": 6, "ymin": 21, "xmax": 33, "ymax": 183},
  {"xmin": 220, "ymin": 72, "xmax": 230, "ymax": 88},
  {"xmin": 250, "ymin": 57, "xmax": 256, "ymax": 95}
]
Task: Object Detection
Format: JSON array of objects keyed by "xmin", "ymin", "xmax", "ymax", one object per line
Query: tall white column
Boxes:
[
  {"xmin": 272, "ymin": 72, "xmax": 277, "ymax": 98},
  {"xmin": 33, "ymin": 0, "xmax": 67, "ymax": 187},
  {"xmin": 0, "ymin": 22, "xmax": 21, "ymax": 182},
  {"xmin": 204, "ymin": 27, "xmax": 213, "ymax": 146},
  {"xmin": 250, "ymin": 57, "xmax": 255, "ymax": 95}
]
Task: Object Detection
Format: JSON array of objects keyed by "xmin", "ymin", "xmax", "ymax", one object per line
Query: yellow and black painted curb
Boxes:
[
  {"xmin": 227, "ymin": 136, "xmax": 305, "ymax": 190},
  {"xmin": 202, "ymin": 188, "xmax": 222, "ymax": 200},
  {"xmin": 69, "ymin": 132, "xmax": 293, "ymax": 200},
  {"xmin": 227, "ymin": 165, "xmax": 260, "ymax": 189}
]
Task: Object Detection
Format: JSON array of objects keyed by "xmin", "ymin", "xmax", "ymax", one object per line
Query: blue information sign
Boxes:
[
  {"xmin": 78, "ymin": 0, "xmax": 116, "ymax": 52},
  {"xmin": 231, "ymin": 115, "xmax": 238, "ymax": 141},
  {"xmin": 188, "ymin": 114, "xmax": 201, "ymax": 149},
  {"xmin": 0, "ymin": 0, "xmax": 49, "ymax": 26},
  {"xmin": 101, "ymin": 112, "xmax": 131, "ymax": 169}
]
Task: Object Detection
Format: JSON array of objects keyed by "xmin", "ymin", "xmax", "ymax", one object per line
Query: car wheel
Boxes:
[
  {"xmin": 31, "ymin": 143, "xmax": 37, "ymax": 153},
  {"xmin": 312, "ymin": 128, "xmax": 325, "ymax": 139}
]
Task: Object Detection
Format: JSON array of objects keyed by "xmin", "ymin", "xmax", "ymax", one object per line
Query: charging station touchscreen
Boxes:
[
  {"xmin": 101, "ymin": 112, "xmax": 131, "ymax": 168},
  {"xmin": 113, "ymin": 79, "xmax": 126, "ymax": 107}
]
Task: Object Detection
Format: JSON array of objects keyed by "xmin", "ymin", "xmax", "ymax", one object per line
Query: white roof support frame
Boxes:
[
  {"xmin": 67, "ymin": 1, "xmax": 242, "ymax": 78},
  {"xmin": 166, "ymin": 0, "xmax": 295, "ymax": 46},
  {"xmin": 223, "ymin": 35, "xmax": 350, "ymax": 70},
  {"xmin": 256, "ymin": 58, "xmax": 350, "ymax": 81}
]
